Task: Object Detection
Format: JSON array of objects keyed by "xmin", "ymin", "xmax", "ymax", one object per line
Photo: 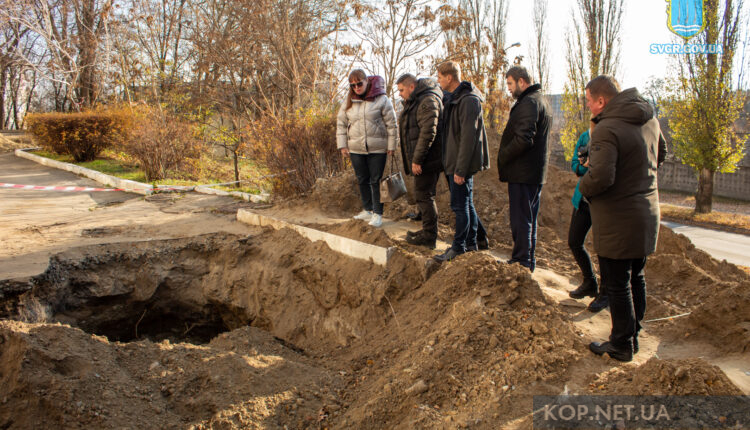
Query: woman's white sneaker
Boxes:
[
  {"xmin": 368, "ymin": 214, "xmax": 383, "ymax": 227},
  {"xmin": 354, "ymin": 210, "xmax": 373, "ymax": 221}
]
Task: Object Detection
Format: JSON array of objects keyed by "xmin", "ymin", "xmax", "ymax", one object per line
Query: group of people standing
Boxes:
[{"xmin": 336, "ymin": 62, "xmax": 665, "ymax": 362}]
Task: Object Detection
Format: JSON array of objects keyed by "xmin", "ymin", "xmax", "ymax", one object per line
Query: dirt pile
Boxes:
[
  {"xmin": 306, "ymin": 137, "xmax": 750, "ymax": 354},
  {"xmin": 307, "ymin": 219, "xmax": 395, "ymax": 247},
  {"xmin": 645, "ymin": 228, "xmax": 750, "ymax": 352},
  {"xmin": 336, "ymin": 253, "xmax": 586, "ymax": 428},
  {"xmin": 589, "ymin": 357, "xmax": 744, "ymax": 395},
  {"xmin": 0, "ymin": 320, "xmax": 338, "ymax": 429},
  {"xmin": 684, "ymin": 281, "xmax": 750, "ymax": 353}
]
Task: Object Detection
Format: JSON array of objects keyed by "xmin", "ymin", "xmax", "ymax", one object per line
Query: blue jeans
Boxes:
[
  {"xmin": 448, "ymin": 174, "xmax": 480, "ymax": 253},
  {"xmin": 350, "ymin": 153, "xmax": 387, "ymax": 215},
  {"xmin": 508, "ymin": 183, "xmax": 543, "ymax": 271}
]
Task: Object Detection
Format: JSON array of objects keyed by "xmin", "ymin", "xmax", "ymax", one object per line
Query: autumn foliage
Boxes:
[
  {"xmin": 26, "ymin": 110, "xmax": 132, "ymax": 162},
  {"xmin": 249, "ymin": 110, "xmax": 344, "ymax": 197}
]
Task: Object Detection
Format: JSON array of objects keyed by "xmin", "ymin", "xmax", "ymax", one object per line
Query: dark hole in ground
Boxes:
[
  {"xmin": 80, "ymin": 303, "xmax": 229, "ymax": 344},
  {"xmin": 53, "ymin": 291, "xmax": 232, "ymax": 344}
]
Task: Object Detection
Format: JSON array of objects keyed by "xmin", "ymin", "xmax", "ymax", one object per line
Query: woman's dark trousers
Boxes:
[
  {"xmin": 350, "ymin": 153, "xmax": 387, "ymax": 215},
  {"xmin": 568, "ymin": 201, "xmax": 596, "ymax": 281}
]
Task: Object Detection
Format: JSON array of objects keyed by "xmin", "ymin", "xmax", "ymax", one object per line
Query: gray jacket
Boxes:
[
  {"xmin": 336, "ymin": 94, "xmax": 398, "ymax": 154},
  {"xmin": 442, "ymin": 81, "xmax": 490, "ymax": 177}
]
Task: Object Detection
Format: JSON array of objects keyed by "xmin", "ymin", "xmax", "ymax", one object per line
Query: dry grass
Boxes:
[{"xmin": 661, "ymin": 203, "xmax": 750, "ymax": 235}]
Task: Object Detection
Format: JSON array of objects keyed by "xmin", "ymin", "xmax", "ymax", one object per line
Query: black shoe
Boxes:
[
  {"xmin": 406, "ymin": 230, "xmax": 420, "ymax": 239},
  {"xmin": 433, "ymin": 247, "xmax": 461, "ymax": 263},
  {"xmin": 587, "ymin": 294, "xmax": 609, "ymax": 313},
  {"xmin": 589, "ymin": 341, "xmax": 633, "ymax": 362},
  {"xmin": 466, "ymin": 244, "xmax": 478, "ymax": 252},
  {"xmin": 569, "ymin": 278, "xmax": 598, "ymax": 299},
  {"xmin": 477, "ymin": 237, "xmax": 490, "ymax": 250},
  {"xmin": 406, "ymin": 231, "xmax": 436, "ymax": 249},
  {"xmin": 406, "ymin": 212, "xmax": 422, "ymax": 221}
]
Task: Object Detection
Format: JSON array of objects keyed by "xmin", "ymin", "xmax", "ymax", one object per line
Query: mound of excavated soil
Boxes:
[
  {"xmin": 307, "ymin": 220, "xmax": 395, "ymax": 248},
  {"xmin": 337, "ymin": 252, "xmax": 586, "ymax": 428},
  {"xmin": 683, "ymin": 281, "xmax": 750, "ymax": 354},
  {"xmin": 0, "ymin": 320, "xmax": 338, "ymax": 429},
  {"xmin": 589, "ymin": 357, "xmax": 744, "ymax": 396},
  {"xmin": 307, "ymin": 133, "xmax": 750, "ymax": 357}
]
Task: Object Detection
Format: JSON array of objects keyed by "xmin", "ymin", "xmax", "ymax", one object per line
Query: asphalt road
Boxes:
[{"xmin": 661, "ymin": 220, "xmax": 750, "ymax": 267}]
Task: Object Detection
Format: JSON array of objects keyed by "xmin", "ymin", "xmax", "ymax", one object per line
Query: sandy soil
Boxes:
[{"xmin": 1, "ymin": 144, "xmax": 749, "ymax": 429}]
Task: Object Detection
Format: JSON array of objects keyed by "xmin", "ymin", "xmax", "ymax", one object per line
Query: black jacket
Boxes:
[
  {"xmin": 399, "ymin": 78, "xmax": 443, "ymax": 175},
  {"xmin": 579, "ymin": 88, "xmax": 662, "ymax": 259},
  {"xmin": 442, "ymin": 81, "xmax": 490, "ymax": 177},
  {"xmin": 497, "ymin": 84, "xmax": 552, "ymax": 184}
]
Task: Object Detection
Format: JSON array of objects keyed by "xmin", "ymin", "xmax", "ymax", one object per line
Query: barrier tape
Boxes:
[
  {"xmin": 1, "ymin": 182, "xmax": 124, "ymax": 192},
  {"xmin": 1, "ymin": 182, "xmax": 196, "ymax": 193}
]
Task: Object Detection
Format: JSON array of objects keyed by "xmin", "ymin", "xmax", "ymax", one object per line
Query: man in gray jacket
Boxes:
[
  {"xmin": 433, "ymin": 61, "xmax": 490, "ymax": 262},
  {"xmin": 579, "ymin": 75, "xmax": 664, "ymax": 362},
  {"xmin": 397, "ymin": 74, "xmax": 443, "ymax": 249}
]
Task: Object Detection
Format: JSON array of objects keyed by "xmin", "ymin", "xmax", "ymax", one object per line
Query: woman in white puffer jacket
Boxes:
[{"xmin": 336, "ymin": 69, "xmax": 398, "ymax": 228}]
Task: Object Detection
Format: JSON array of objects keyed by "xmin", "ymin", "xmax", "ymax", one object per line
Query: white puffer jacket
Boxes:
[{"xmin": 336, "ymin": 94, "xmax": 398, "ymax": 154}]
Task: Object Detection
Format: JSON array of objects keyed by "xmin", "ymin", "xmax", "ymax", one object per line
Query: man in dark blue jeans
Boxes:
[
  {"xmin": 497, "ymin": 66, "xmax": 552, "ymax": 272},
  {"xmin": 434, "ymin": 61, "xmax": 490, "ymax": 262}
]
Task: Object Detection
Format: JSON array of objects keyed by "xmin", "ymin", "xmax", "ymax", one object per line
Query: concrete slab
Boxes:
[{"xmin": 237, "ymin": 209, "xmax": 393, "ymax": 266}]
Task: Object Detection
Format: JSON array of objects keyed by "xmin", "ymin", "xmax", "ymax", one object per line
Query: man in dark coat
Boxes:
[
  {"xmin": 579, "ymin": 75, "xmax": 665, "ymax": 362},
  {"xmin": 433, "ymin": 61, "xmax": 490, "ymax": 262},
  {"xmin": 497, "ymin": 66, "xmax": 552, "ymax": 272},
  {"xmin": 397, "ymin": 74, "xmax": 443, "ymax": 249}
]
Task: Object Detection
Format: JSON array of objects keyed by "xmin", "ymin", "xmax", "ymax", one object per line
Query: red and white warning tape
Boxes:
[{"xmin": 1, "ymin": 182, "xmax": 124, "ymax": 192}]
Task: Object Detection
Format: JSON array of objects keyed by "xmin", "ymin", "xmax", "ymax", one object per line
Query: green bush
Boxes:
[{"xmin": 25, "ymin": 110, "xmax": 132, "ymax": 162}]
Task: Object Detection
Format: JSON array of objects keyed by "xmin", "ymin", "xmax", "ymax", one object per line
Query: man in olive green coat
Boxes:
[{"xmin": 579, "ymin": 75, "xmax": 666, "ymax": 363}]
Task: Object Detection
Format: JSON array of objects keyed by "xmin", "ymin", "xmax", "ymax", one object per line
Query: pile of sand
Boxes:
[
  {"xmin": 0, "ymin": 320, "xmax": 338, "ymax": 429},
  {"xmin": 589, "ymin": 357, "xmax": 744, "ymax": 396},
  {"xmin": 306, "ymin": 220, "xmax": 395, "ymax": 248},
  {"xmin": 335, "ymin": 253, "xmax": 586, "ymax": 428},
  {"xmin": 307, "ymin": 135, "xmax": 750, "ymax": 354}
]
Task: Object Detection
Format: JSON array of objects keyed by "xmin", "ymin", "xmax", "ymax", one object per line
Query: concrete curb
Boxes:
[
  {"xmin": 14, "ymin": 148, "xmax": 270, "ymax": 202},
  {"xmin": 195, "ymin": 186, "xmax": 269, "ymax": 203},
  {"xmin": 237, "ymin": 209, "xmax": 393, "ymax": 266},
  {"xmin": 15, "ymin": 148, "xmax": 152, "ymax": 195}
]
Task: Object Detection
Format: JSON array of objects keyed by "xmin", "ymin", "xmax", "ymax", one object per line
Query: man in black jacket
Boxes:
[
  {"xmin": 433, "ymin": 61, "xmax": 490, "ymax": 262},
  {"xmin": 397, "ymin": 73, "xmax": 443, "ymax": 249},
  {"xmin": 497, "ymin": 66, "xmax": 552, "ymax": 272}
]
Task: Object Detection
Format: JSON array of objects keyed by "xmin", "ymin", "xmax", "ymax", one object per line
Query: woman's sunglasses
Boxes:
[{"xmin": 350, "ymin": 81, "xmax": 365, "ymax": 89}]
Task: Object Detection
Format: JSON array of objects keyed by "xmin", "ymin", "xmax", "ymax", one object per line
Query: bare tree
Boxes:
[
  {"xmin": 352, "ymin": 0, "xmax": 441, "ymax": 97},
  {"xmin": 529, "ymin": 0, "xmax": 550, "ymax": 91},
  {"xmin": 112, "ymin": 0, "xmax": 191, "ymax": 101},
  {"xmin": 560, "ymin": 0, "xmax": 624, "ymax": 158},
  {"xmin": 440, "ymin": 0, "xmax": 511, "ymax": 128},
  {"xmin": 3, "ymin": 0, "xmax": 115, "ymax": 110}
]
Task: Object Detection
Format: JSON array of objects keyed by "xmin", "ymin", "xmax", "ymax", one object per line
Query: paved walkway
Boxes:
[{"xmin": 661, "ymin": 220, "xmax": 750, "ymax": 267}]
